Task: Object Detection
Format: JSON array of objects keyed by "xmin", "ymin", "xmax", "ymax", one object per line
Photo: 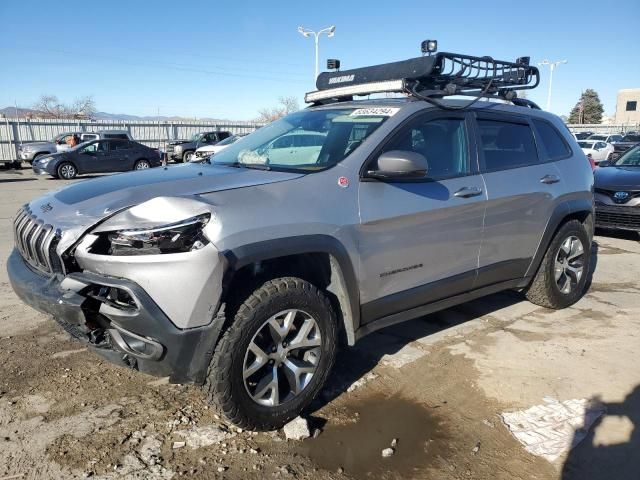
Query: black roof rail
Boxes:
[{"xmin": 305, "ymin": 52, "xmax": 541, "ymax": 110}]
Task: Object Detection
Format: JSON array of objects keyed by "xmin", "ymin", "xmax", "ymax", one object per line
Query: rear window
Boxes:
[
  {"xmin": 103, "ymin": 133, "xmax": 129, "ymax": 140},
  {"xmin": 533, "ymin": 119, "xmax": 571, "ymax": 160},
  {"xmin": 478, "ymin": 119, "xmax": 539, "ymax": 171}
]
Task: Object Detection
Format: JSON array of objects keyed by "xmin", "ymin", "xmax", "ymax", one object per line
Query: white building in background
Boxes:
[{"xmin": 615, "ymin": 89, "xmax": 640, "ymax": 125}]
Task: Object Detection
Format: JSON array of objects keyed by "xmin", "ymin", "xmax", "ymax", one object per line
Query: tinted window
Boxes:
[
  {"xmin": 272, "ymin": 136, "xmax": 294, "ymax": 149},
  {"xmin": 622, "ymin": 135, "xmax": 640, "ymax": 142},
  {"xmin": 296, "ymin": 135, "xmax": 326, "ymax": 147},
  {"xmin": 380, "ymin": 117, "xmax": 468, "ymax": 178},
  {"xmin": 626, "ymin": 101, "xmax": 637, "ymax": 111},
  {"xmin": 478, "ymin": 119, "xmax": 538, "ymax": 171},
  {"xmin": 111, "ymin": 140, "xmax": 132, "ymax": 150},
  {"xmin": 104, "ymin": 133, "xmax": 129, "ymax": 140},
  {"xmin": 533, "ymin": 119, "xmax": 571, "ymax": 160}
]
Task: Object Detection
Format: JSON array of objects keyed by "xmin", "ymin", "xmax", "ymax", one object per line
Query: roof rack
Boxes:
[{"xmin": 305, "ymin": 52, "xmax": 541, "ymax": 109}]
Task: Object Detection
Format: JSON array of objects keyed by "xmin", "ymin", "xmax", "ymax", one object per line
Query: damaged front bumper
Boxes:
[{"xmin": 7, "ymin": 249, "xmax": 225, "ymax": 384}]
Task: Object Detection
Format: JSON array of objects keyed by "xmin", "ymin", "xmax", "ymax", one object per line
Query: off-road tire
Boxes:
[
  {"xmin": 204, "ymin": 277, "xmax": 338, "ymax": 431},
  {"xmin": 525, "ymin": 219, "xmax": 591, "ymax": 309}
]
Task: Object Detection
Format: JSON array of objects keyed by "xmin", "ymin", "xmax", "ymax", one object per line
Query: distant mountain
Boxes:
[
  {"xmin": 1, "ymin": 107, "xmax": 234, "ymax": 122},
  {"xmin": 0, "ymin": 106, "xmax": 40, "ymax": 117}
]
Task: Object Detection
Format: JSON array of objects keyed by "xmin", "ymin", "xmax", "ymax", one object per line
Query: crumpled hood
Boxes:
[
  {"xmin": 594, "ymin": 166, "xmax": 640, "ymax": 189},
  {"xmin": 27, "ymin": 163, "xmax": 303, "ymax": 253}
]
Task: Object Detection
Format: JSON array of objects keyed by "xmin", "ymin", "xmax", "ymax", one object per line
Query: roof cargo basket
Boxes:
[{"xmin": 305, "ymin": 52, "xmax": 541, "ymax": 109}]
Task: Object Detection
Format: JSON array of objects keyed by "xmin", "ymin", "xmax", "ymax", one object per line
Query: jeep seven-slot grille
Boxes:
[{"xmin": 13, "ymin": 206, "xmax": 63, "ymax": 274}]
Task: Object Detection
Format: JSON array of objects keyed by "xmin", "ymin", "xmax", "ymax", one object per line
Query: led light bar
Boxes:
[{"xmin": 305, "ymin": 79, "xmax": 405, "ymax": 103}]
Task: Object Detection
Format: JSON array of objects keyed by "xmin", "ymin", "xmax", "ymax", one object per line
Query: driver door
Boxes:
[
  {"xmin": 76, "ymin": 140, "xmax": 111, "ymax": 173},
  {"xmin": 357, "ymin": 112, "xmax": 486, "ymax": 324}
]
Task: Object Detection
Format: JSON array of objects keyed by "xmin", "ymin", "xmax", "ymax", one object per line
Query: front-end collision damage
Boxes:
[{"xmin": 70, "ymin": 196, "xmax": 226, "ymax": 330}]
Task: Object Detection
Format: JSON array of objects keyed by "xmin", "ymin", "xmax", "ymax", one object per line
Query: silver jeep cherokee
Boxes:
[{"xmin": 7, "ymin": 50, "xmax": 594, "ymax": 430}]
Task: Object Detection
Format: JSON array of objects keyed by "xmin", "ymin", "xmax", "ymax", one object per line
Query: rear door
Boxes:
[
  {"xmin": 108, "ymin": 140, "xmax": 135, "ymax": 171},
  {"xmin": 473, "ymin": 112, "xmax": 565, "ymax": 287},
  {"xmin": 358, "ymin": 111, "xmax": 486, "ymax": 323}
]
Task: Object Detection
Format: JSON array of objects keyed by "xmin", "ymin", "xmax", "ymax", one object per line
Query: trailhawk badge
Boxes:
[{"xmin": 338, "ymin": 176, "xmax": 349, "ymax": 188}]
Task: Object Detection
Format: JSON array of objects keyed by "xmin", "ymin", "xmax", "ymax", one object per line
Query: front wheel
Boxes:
[
  {"xmin": 204, "ymin": 277, "xmax": 338, "ymax": 430},
  {"xmin": 57, "ymin": 162, "xmax": 77, "ymax": 179},
  {"xmin": 134, "ymin": 159, "xmax": 150, "ymax": 170},
  {"xmin": 525, "ymin": 219, "xmax": 591, "ymax": 309},
  {"xmin": 183, "ymin": 151, "xmax": 194, "ymax": 163}
]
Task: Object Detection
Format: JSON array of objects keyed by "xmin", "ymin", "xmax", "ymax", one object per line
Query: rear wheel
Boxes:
[
  {"xmin": 204, "ymin": 277, "xmax": 338, "ymax": 430},
  {"xmin": 57, "ymin": 162, "xmax": 77, "ymax": 179},
  {"xmin": 525, "ymin": 219, "xmax": 591, "ymax": 309},
  {"xmin": 134, "ymin": 159, "xmax": 150, "ymax": 170}
]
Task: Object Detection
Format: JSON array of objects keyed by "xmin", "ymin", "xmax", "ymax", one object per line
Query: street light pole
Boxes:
[
  {"xmin": 297, "ymin": 25, "xmax": 336, "ymax": 83},
  {"xmin": 537, "ymin": 59, "xmax": 568, "ymax": 112}
]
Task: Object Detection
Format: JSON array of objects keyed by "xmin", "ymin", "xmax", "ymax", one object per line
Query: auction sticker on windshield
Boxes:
[{"xmin": 350, "ymin": 107, "xmax": 400, "ymax": 117}]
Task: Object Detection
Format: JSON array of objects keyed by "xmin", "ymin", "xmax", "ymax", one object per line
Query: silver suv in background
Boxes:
[{"xmin": 8, "ymin": 50, "xmax": 594, "ymax": 430}]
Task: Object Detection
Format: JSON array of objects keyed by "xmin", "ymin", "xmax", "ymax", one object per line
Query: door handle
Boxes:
[
  {"xmin": 540, "ymin": 174, "xmax": 560, "ymax": 184},
  {"xmin": 453, "ymin": 186, "xmax": 483, "ymax": 198}
]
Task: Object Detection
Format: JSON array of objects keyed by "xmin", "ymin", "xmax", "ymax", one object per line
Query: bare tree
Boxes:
[
  {"xmin": 256, "ymin": 96, "xmax": 299, "ymax": 123},
  {"xmin": 33, "ymin": 95, "xmax": 96, "ymax": 119}
]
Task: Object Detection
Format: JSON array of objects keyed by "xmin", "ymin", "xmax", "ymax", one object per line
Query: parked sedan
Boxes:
[
  {"xmin": 594, "ymin": 145, "xmax": 640, "ymax": 232},
  {"xmin": 587, "ymin": 133, "xmax": 624, "ymax": 144},
  {"xmin": 577, "ymin": 140, "xmax": 614, "ymax": 164},
  {"xmin": 32, "ymin": 139, "xmax": 162, "ymax": 179}
]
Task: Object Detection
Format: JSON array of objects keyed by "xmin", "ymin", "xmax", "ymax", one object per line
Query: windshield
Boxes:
[
  {"xmin": 189, "ymin": 133, "xmax": 204, "ymax": 142},
  {"xmin": 614, "ymin": 146, "xmax": 640, "ymax": 166},
  {"xmin": 216, "ymin": 135, "xmax": 239, "ymax": 146},
  {"xmin": 577, "ymin": 141, "xmax": 595, "ymax": 148},
  {"xmin": 211, "ymin": 108, "xmax": 391, "ymax": 172},
  {"xmin": 588, "ymin": 135, "xmax": 606, "ymax": 141},
  {"xmin": 622, "ymin": 135, "xmax": 640, "ymax": 142}
]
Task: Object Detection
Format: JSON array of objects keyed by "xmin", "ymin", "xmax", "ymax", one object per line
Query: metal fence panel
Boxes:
[{"xmin": 0, "ymin": 118, "xmax": 264, "ymax": 161}]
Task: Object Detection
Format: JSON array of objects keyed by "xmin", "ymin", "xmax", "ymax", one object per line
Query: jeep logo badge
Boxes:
[
  {"xmin": 614, "ymin": 191, "xmax": 629, "ymax": 201},
  {"xmin": 40, "ymin": 203, "xmax": 53, "ymax": 213}
]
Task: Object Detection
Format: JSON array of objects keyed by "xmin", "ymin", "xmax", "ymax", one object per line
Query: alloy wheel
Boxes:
[
  {"xmin": 135, "ymin": 161, "xmax": 150, "ymax": 170},
  {"xmin": 243, "ymin": 309, "xmax": 322, "ymax": 407},
  {"xmin": 554, "ymin": 235, "xmax": 585, "ymax": 294},
  {"xmin": 60, "ymin": 164, "xmax": 76, "ymax": 179}
]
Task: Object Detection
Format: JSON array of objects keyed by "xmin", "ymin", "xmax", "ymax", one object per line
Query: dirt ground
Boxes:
[{"xmin": 1, "ymin": 166, "xmax": 639, "ymax": 480}]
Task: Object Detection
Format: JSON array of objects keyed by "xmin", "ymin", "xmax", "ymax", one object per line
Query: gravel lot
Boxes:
[{"xmin": 1, "ymin": 166, "xmax": 639, "ymax": 479}]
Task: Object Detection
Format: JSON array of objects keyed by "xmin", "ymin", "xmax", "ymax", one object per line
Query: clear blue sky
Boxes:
[{"xmin": 1, "ymin": 0, "xmax": 638, "ymax": 120}]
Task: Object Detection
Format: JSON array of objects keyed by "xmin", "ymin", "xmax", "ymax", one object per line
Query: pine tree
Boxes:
[{"xmin": 568, "ymin": 89, "xmax": 604, "ymax": 124}]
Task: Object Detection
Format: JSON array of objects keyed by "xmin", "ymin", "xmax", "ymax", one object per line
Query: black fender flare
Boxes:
[
  {"xmin": 525, "ymin": 198, "xmax": 594, "ymax": 278},
  {"xmin": 222, "ymin": 234, "xmax": 360, "ymax": 344}
]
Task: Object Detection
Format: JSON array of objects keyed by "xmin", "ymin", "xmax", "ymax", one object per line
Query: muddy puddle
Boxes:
[{"xmin": 300, "ymin": 395, "xmax": 450, "ymax": 479}]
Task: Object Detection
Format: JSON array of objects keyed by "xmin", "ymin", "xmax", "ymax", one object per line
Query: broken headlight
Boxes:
[{"xmin": 101, "ymin": 214, "xmax": 210, "ymax": 255}]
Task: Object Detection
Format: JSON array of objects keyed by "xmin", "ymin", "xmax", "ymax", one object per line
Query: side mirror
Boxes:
[
  {"xmin": 598, "ymin": 160, "xmax": 610, "ymax": 167},
  {"xmin": 369, "ymin": 150, "xmax": 428, "ymax": 179}
]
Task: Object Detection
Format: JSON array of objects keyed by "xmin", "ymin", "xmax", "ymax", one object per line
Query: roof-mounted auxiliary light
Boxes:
[
  {"xmin": 327, "ymin": 59, "xmax": 341, "ymax": 70},
  {"xmin": 421, "ymin": 39, "xmax": 438, "ymax": 56}
]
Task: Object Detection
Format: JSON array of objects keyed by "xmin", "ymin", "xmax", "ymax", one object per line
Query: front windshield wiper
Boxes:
[{"xmin": 221, "ymin": 162, "xmax": 271, "ymax": 171}]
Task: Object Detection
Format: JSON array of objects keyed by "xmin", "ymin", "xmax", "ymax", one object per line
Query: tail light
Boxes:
[{"xmin": 586, "ymin": 153, "xmax": 596, "ymax": 172}]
